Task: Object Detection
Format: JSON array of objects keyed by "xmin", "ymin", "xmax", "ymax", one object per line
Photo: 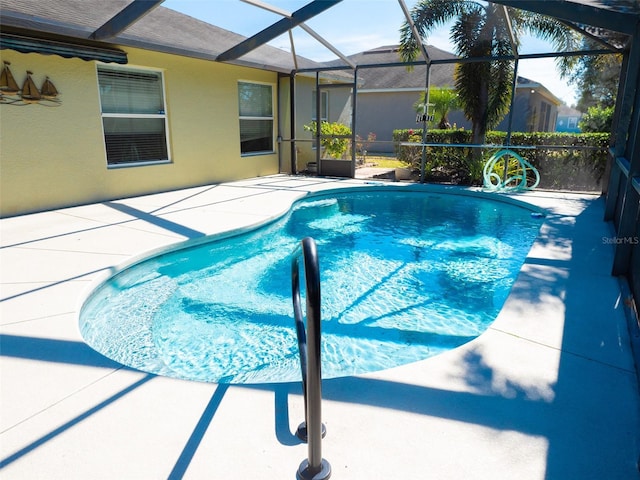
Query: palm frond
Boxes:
[
  {"xmin": 399, "ymin": 0, "xmax": 479, "ymax": 63},
  {"xmin": 515, "ymin": 11, "xmax": 582, "ymax": 76},
  {"xmin": 398, "ymin": 1, "xmax": 583, "ymax": 141}
]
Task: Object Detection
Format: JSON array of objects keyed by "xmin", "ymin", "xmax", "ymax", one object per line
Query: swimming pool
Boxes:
[{"xmin": 79, "ymin": 186, "xmax": 544, "ymax": 384}]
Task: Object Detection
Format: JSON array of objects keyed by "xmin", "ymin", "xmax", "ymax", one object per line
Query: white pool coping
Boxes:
[{"xmin": 1, "ymin": 175, "xmax": 638, "ymax": 479}]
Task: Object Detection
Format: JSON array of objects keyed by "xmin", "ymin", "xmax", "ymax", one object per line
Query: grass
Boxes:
[{"xmin": 363, "ymin": 156, "xmax": 409, "ymax": 168}]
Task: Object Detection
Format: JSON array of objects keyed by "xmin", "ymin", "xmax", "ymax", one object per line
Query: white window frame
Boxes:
[
  {"xmin": 311, "ymin": 90, "xmax": 329, "ymax": 150},
  {"xmin": 97, "ymin": 64, "xmax": 171, "ymax": 168},
  {"xmin": 238, "ymin": 80, "xmax": 276, "ymax": 156},
  {"xmin": 312, "ymin": 90, "xmax": 329, "ymax": 122}
]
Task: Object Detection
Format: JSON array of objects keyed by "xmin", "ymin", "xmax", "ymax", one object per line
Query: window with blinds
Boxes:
[
  {"xmin": 97, "ymin": 66, "xmax": 170, "ymax": 166},
  {"xmin": 238, "ymin": 81, "xmax": 274, "ymax": 155}
]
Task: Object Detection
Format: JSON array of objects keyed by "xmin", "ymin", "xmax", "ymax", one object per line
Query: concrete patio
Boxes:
[{"xmin": 1, "ymin": 175, "xmax": 638, "ymax": 479}]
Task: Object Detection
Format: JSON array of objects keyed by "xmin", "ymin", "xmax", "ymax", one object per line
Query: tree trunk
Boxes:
[
  {"xmin": 471, "ymin": 120, "xmax": 486, "ymax": 161},
  {"xmin": 472, "ymin": 77, "xmax": 490, "ymax": 161}
]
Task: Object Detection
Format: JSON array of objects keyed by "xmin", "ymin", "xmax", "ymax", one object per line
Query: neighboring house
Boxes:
[
  {"xmin": 332, "ymin": 45, "xmax": 562, "ymax": 153},
  {"xmin": 515, "ymin": 78, "xmax": 562, "ymax": 133},
  {"xmin": 555, "ymin": 104, "xmax": 583, "ymax": 133},
  {"xmin": 0, "ymin": 0, "xmax": 350, "ymax": 217}
]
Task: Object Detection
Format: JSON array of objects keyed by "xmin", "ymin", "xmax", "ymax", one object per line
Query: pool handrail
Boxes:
[{"xmin": 291, "ymin": 237, "xmax": 331, "ymax": 480}]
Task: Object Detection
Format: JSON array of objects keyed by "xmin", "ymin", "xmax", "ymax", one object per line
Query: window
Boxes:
[
  {"xmin": 97, "ymin": 66, "xmax": 169, "ymax": 166},
  {"xmin": 312, "ymin": 90, "xmax": 329, "ymax": 121},
  {"xmin": 238, "ymin": 81, "xmax": 274, "ymax": 155},
  {"xmin": 310, "ymin": 90, "xmax": 329, "ymax": 150},
  {"xmin": 538, "ymin": 101, "xmax": 551, "ymax": 131}
]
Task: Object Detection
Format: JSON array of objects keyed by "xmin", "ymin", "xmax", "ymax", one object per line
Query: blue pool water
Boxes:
[{"xmin": 79, "ymin": 187, "xmax": 544, "ymax": 384}]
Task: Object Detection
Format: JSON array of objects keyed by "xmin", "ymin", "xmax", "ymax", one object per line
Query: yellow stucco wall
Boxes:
[{"xmin": 0, "ymin": 46, "xmax": 281, "ymax": 217}]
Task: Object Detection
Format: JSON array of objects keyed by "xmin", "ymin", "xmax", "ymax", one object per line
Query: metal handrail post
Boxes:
[
  {"xmin": 291, "ymin": 237, "xmax": 331, "ymax": 480},
  {"xmin": 291, "ymin": 254, "xmax": 309, "ymax": 421},
  {"xmin": 302, "ymin": 237, "xmax": 323, "ymax": 474}
]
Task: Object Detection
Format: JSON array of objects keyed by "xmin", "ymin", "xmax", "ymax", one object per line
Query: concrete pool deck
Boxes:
[{"xmin": 1, "ymin": 175, "xmax": 638, "ymax": 479}]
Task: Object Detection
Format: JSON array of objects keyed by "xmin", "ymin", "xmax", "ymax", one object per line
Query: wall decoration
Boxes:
[
  {"xmin": 0, "ymin": 62, "xmax": 61, "ymax": 106},
  {"xmin": 0, "ymin": 61, "xmax": 19, "ymax": 94}
]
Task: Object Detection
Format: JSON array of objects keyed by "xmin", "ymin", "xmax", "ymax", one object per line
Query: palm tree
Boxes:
[
  {"xmin": 399, "ymin": 0, "xmax": 580, "ymax": 147},
  {"xmin": 415, "ymin": 86, "xmax": 460, "ymax": 129}
]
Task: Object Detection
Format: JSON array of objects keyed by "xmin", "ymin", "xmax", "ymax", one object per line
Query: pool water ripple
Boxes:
[{"xmin": 80, "ymin": 188, "xmax": 544, "ymax": 384}]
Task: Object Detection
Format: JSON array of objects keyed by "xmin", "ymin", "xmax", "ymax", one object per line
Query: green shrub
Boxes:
[
  {"xmin": 392, "ymin": 129, "xmax": 609, "ymax": 190},
  {"xmin": 304, "ymin": 121, "xmax": 352, "ymax": 159},
  {"xmin": 579, "ymin": 105, "xmax": 615, "ymax": 132}
]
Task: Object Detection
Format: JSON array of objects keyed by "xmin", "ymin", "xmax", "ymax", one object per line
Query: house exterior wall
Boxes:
[
  {"xmin": 277, "ymin": 75, "xmax": 293, "ymax": 174},
  {"xmin": 556, "ymin": 105, "xmax": 583, "ymax": 133},
  {"xmin": 0, "ymin": 46, "xmax": 281, "ymax": 217},
  {"xmin": 355, "ymin": 90, "xmax": 471, "ymax": 153},
  {"xmin": 526, "ymin": 90, "xmax": 559, "ymax": 133},
  {"xmin": 495, "ymin": 94, "xmax": 531, "ymax": 132},
  {"xmin": 556, "ymin": 115, "xmax": 581, "ymax": 132},
  {"xmin": 356, "ymin": 91, "xmax": 421, "ymax": 153},
  {"xmin": 354, "ymin": 87, "xmax": 560, "ymax": 154}
]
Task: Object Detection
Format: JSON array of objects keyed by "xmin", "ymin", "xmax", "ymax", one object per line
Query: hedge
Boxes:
[{"xmin": 392, "ymin": 129, "xmax": 610, "ymax": 191}]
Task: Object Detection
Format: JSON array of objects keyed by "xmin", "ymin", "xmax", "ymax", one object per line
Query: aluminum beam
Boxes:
[
  {"xmin": 490, "ymin": 0, "xmax": 638, "ymax": 35},
  {"xmin": 91, "ymin": 0, "xmax": 164, "ymax": 40},
  {"xmin": 242, "ymin": 0, "xmax": 355, "ymax": 68},
  {"xmin": 217, "ymin": 0, "xmax": 341, "ymax": 62},
  {"xmin": 611, "ymin": 24, "xmax": 640, "ymax": 276}
]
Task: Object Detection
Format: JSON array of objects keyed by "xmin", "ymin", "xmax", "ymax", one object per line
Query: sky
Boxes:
[{"xmin": 162, "ymin": 0, "xmax": 579, "ymax": 106}]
